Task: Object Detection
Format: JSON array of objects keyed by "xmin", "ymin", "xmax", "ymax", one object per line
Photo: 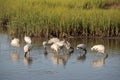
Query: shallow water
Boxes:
[{"xmin": 0, "ymin": 34, "xmax": 120, "ymax": 80}]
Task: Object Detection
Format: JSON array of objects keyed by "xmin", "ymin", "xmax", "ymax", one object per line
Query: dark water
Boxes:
[{"xmin": 0, "ymin": 34, "xmax": 120, "ymax": 80}]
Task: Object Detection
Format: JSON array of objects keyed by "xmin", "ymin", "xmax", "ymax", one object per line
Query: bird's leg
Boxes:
[
  {"xmin": 84, "ymin": 49, "xmax": 87, "ymax": 55},
  {"xmin": 96, "ymin": 52, "xmax": 100, "ymax": 57},
  {"xmin": 79, "ymin": 49, "xmax": 82, "ymax": 54},
  {"xmin": 24, "ymin": 52, "xmax": 27, "ymax": 57},
  {"xmin": 28, "ymin": 51, "xmax": 30, "ymax": 57}
]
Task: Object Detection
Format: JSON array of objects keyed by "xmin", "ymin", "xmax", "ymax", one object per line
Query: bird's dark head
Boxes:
[{"xmin": 69, "ymin": 47, "xmax": 74, "ymax": 53}]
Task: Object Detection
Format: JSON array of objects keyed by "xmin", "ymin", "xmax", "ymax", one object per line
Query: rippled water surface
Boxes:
[{"xmin": 0, "ymin": 34, "xmax": 120, "ymax": 80}]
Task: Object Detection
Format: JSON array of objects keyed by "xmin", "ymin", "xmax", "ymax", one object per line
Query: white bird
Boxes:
[
  {"xmin": 43, "ymin": 41, "xmax": 48, "ymax": 49},
  {"xmin": 63, "ymin": 41, "xmax": 74, "ymax": 53},
  {"xmin": 55, "ymin": 40, "xmax": 65, "ymax": 48},
  {"xmin": 77, "ymin": 44, "xmax": 87, "ymax": 53},
  {"xmin": 51, "ymin": 43, "xmax": 60, "ymax": 54},
  {"xmin": 24, "ymin": 43, "xmax": 32, "ymax": 57},
  {"xmin": 24, "ymin": 35, "xmax": 31, "ymax": 44},
  {"xmin": 48, "ymin": 37, "xmax": 60, "ymax": 44},
  {"xmin": 11, "ymin": 38, "xmax": 20, "ymax": 47},
  {"xmin": 91, "ymin": 44, "xmax": 108, "ymax": 57},
  {"xmin": 64, "ymin": 41, "xmax": 71, "ymax": 50}
]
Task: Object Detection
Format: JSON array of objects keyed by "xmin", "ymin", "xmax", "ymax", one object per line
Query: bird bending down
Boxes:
[
  {"xmin": 11, "ymin": 38, "xmax": 20, "ymax": 47},
  {"xmin": 51, "ymin": 43, "xmax": 60, "ymax": 54},
  {"xmin": 43, "ymin": 41, "xmax": 48, "ymax": 49},
  {"xmin": 91, "ymin": 44, "xmax": 108, "ymax": 57},
  {"xmin": 48, "ymin": 37, "xmax": 60, "ymax": 44},
  {"xmin": 24, "ymin": 35, "xmax": 31, "ymax": 44},
  {"xmin": 55, "ymin": 40, "xmax": 65, "ymax": 48},
  {"xmin": 64, "ymin": 41, "xmax": 71, "ymax": 50},
  {"xmin": 64, "ymin": 41, "xmax": 74, "ymax": 53},
  {"xmin": 24, "ymin": 43, "xmax": 32, "ymax": 57},
  {"xmin": 77, "ymin": 44, "xmax": 87, "ymax": 53}
]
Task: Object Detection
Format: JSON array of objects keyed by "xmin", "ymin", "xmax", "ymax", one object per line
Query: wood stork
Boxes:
[
  {"xmin": 91, "ymin": 44, "xmax": 108, "ymax": 57},
  {"xmin": 24, "ymin": 35, "xmax": 31, "ymax": 44},
  {"xmin": 76, "ymin": 44, "xmax": 87, "ymax": 53},
  {"xmin": 55, "ymin": 40, "xmax": 65, "ymax": 48},
  {"xmin": 42, "ymin": 41, "xmax": 48, "ymax": 57},
  {"xmin": 48, "ymin": 37, "xmax": 60, "ymax": 44},
  {"xmin": 64, "ymin": 41, "xmax": 71, "ymax": 50},
  {"xmin": 43, "ymin": 41, "xmax": 48, "ymax": 49},
  {"xmin": 51, "ymin": 43, "xmax": 60, "ymax": 54},
  {"xmin": 11, "ymin": 38, "xmax": 20, "ymax": 47},
  {"xmin": 24, "ymin": 43, "xmax": 32, "ymax": 57},
  {"xmin": 64, "ymin": 41, "xmax": 74, "ymax": 53}
]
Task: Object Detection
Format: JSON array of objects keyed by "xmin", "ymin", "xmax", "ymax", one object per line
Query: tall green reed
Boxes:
[{"xmin": 0, "ymin": 0, "xmax": 120, "ymax": 37}]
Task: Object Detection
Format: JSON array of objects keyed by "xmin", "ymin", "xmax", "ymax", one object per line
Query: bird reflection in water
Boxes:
[
  {"xmin": 76, "ymin": 52, "xmax": 87, "ymax": 62},
  {"xmin": 50, "ymin": 52, "xmax": 72, "ymax": 67},
  {"xmin": 24, "ymin": 56, "xmax": 33, "ymax": 66},
  {"xmin": 91, "ymin": 54, "xmax": 108, "ymax": 68},
  {"xmin": 11, "ymin": 52, "xmax": 20, "ymax": 64},
  {"xmin": 76, "ymin": 44, "xmax": 87, "ymax": 62}
]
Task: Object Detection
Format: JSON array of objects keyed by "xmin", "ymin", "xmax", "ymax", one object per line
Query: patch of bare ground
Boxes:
[{"xmin": 103, "ymin": 2, "xmax": 120, "ymax": 9}]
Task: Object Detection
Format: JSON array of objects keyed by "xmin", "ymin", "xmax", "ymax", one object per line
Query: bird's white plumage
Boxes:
[
  {"xmin": 11, "ymin": 38, "xmax": 20, "ymax": 47},
  {"xmin": 51, "ymin": 43, "xmax": 60, "ymax": 53},
  {"xmin": 43, "ymin": 41, "xmax": 48, "ymax": 48},
  {"xmin": 55, "ymin": 40, "xmax": 65, "ymax": 48},
  {"xmin": 48, "ymin": 38, "xmax": 60, "ymax": 44},
  {"xmin": 64, "ymin": 41, "xmax": 71, "ymax": 49},
  {"xmin": 24, "ymin": 35, "xmax": 31, "ymax": 44},
  {"xmin": 77, "ymin": 44, "xmax": 86, "ymax": 50},
  {"xmin": 91, "ymin": 45, "xmax": 105, "ymax": 53},
  {"xmin": 24, "ymin": 44, "xmax": 32, "ymax": 54}
]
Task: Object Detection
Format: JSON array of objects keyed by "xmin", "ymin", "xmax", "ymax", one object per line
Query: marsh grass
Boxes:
[{"xmin": 0, "ymin": 0, "xmax": 120, "ymax": 37}]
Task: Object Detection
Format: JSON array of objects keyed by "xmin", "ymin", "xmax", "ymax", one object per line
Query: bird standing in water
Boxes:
[
  {"xmin": 43, "ymin": 41, "xmax": 48, "ymax": 49},
  {"xmin": 91, "ymin": 44, "xmax": 108, "ymax": 57},
  {"xmin": 48, "ymin": 37, "xmax": 60, "ymax": 44},
  {"xmin": 11, "ymin": 38, "xmax": 20, "ymax": 47},
  {"xmin": 24, "ymin": 43, "xmax": 32, "ymax": 57},
  {"xmin": 24, "ymin": 35, "xmax": 31, "ymax": 44},
  {"xmin": 77, "ymin": 44, "xmax": 87, "ymax": 53}
]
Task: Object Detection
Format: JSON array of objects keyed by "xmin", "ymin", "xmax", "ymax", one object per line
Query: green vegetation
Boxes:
[{"xmin": 0, "ymin": 0, "xmax": 120, "ymax": 37}]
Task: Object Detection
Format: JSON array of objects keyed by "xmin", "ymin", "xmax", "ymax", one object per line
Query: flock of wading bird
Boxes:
[{"xmin": 11, "ymin": 36, "xmax": 108, "ymax": 66}]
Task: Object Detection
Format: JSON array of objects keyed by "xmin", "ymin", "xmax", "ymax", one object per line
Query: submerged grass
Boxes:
[{"xmin": 0, "ymin": 0, "xmax": 120, "ymax": 38}]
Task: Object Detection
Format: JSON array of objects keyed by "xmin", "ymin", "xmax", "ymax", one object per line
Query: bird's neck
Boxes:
[{"xmin": 104, "ymin": 53, "xmax": 108, "ymax": 59}]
